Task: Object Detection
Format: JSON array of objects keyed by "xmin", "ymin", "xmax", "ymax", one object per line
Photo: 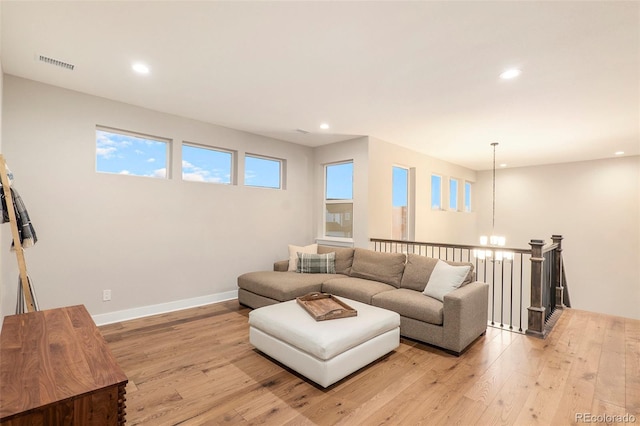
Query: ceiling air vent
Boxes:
[
  {"xmin": 295, "ymin": 128, "xmax": 310, "ymax": 134},
  {"xmin": 38, "ymin": 55, "xmax": 75, "ymax": 71}
]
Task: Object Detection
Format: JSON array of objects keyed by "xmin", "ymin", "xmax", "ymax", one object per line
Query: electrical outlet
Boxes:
[{"xmin": 102, "ymin": 289, "xmax": 111, "ymax": 301}]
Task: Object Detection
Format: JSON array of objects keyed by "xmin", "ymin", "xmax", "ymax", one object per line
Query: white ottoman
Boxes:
[{"xmin": 249, "ymin": 297, "xmax": 400, "ymax": 388}]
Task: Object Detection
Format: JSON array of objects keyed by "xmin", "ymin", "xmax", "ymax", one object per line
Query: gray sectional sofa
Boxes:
[{"xmin": 238, "ymin": 246, "xmax": 489, "ymax": 354}]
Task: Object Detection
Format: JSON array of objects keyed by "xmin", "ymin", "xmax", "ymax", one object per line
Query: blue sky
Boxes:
[
  {"xmin": 97, "ymin": 130, "xmax": 280, "ymax": 187},
  {"xmin": 182, "ymin": 144, "xmax": 231, "ymax": 183},
  {"xmin": 96, "ymin": 130, "xmax": 167, "ymax": 177},
  {"xmin": 431, "ymin": 175, "xmax": 442, "ymax": 209},
  {"xmin": 392, "ymin": 167, "xmax": 408, "ymax": 207},
  {"xmin": 244, "ymin": 156, "xmax": 281, "ymax": 188},
  {"xmin": 465, "ymin": 181, "xmax": 471, "ymax": 211},
  {"xmin": 449, "ymin": 178, "xmax": 458, "ymax": 210},
  {"xmin": 326, "ymin": 162, "xmax": 353, "ymax": 199}
]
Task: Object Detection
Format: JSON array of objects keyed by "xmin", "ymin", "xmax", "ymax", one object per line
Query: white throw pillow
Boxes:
[
  {"xmin": 288, "ymin": 243, "xmax": 318, "ymax": 272},
  {"xmin": 423, "ymin": 260, "xmax": 471, "ymax": 302}
]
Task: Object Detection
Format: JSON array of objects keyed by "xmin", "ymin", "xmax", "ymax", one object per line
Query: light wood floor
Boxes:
[{"xmin": 100, "ymin": 301, "xmax": 640, "ymax": 425}]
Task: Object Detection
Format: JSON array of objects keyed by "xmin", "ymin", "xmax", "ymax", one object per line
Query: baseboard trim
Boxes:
[{"xmin": 92, "ymin": 290, "xmax": 239, "ymax": 326}]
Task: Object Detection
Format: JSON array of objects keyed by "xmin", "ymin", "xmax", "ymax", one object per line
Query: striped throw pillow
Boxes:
[{"xmin": 296, "ymin": 252, "xmax": 336, "ymax": 274}]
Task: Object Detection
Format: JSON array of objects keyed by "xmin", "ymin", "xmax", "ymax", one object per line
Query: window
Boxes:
[
  {"xmin": 449, "ymin": 178, "xmax": 459, "ymax": 211},
  {"xmin": 244, "ymin": 154, "xmax": 283, "ymax": 189},
  {"xmin": 464, "ymin": 181, "xmax": 472, "ymax": 212},
  {"xmin": 182, "ymin": 144, "xmax": 233, "ymax": 184},
  {"xmin": 392, "ymin": 166, "xmax": 409, "ymax": 240},
  {"xmin": 96, "ymin": 127, "xmax": 169, "ymax": 178},
  {"xmin": 431, "ymin": 174, "xmax": 442, "ymax": 210},
  {"xmin": 325, "ymin": 161, "xmax": 353, "ymax": 238}
]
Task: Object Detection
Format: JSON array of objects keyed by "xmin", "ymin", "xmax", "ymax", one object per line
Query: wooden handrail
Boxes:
[
  {"xmin": 542, "ymin": 243, "xmax": 559, "ymax": 254},
  {"xmin": 370, "ymin": 238, "xmax": 532, "ymax": 254}
]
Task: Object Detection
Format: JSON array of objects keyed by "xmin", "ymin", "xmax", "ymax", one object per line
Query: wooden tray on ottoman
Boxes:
[{"xmin": 296, "ymin": 292, "xmax": 358, "ymax": 321}]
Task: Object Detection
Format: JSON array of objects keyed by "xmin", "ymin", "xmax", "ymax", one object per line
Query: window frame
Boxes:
[
  {"xmin": 244, "ymin": 153, "xmax": 285, "ymax": 190},
  {"xmin": 181, "ymin": 142, "xmax": 235, "ymax": 185},
  {"xmin": 324, "ymin": 160, "xmax": 354, "ymax": 240},
  {"xmin": 95, "ymin": 126, "xmax": 171, "ymax": 179}
]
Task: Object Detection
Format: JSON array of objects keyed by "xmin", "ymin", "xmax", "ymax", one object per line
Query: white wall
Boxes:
[
  {"xmin": 313, "ymin": 136, "xmax": 478, "ymax": 248},
  {"xmin": 313, "ymin": 137, "xmax": 369, "ymax": 248},
  {"xmin": 474, "ymin": 156, "xmax": 640, "ymax": 319},
  {"xmin": 1, "ymin": 76, "xmax": 315, "ymax": 320},
  {"xmin": 368, "ymin": 137, "xmax": 477, "ymax": 244}
]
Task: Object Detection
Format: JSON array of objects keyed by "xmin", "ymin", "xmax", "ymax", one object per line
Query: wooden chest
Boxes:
[{"xmin": 0, "ymin": 305, "xmax": 128, "ymax": 425}]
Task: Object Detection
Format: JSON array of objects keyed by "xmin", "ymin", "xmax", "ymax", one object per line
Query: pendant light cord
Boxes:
[{"xmin": 491, "ymin": 142, "xmax": 498, "ymax": 234}]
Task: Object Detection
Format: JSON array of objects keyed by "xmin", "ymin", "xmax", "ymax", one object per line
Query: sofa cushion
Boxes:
[
  {"xmin": 297, "ymin": 252, "xmax": 336, "ymax": 274},
  {"xmin": 400, "ymin": 254, "xmax": 474, "ymax": 292},
  {"xmin": 400, "ymin": 255, "xmax": 439, "ymax": 291},
  {"xmin": 273, "ymin": 260, "xmax": 289, "ymax": 272},
  {"xmin": 317, "ymin": 245, "xmax": 355, "ymax": 275},
  {"xmin": 238, "ymin": 271, "xmax": 342, "ymax": 301},
  {"xmin": 349, "ymin": 248, "xmax": 406, "ymax": 288},
  {"xmin": 321, "ymin": 277, "xmax": 396, "ymax": 304},
  {"xmin": 288, "ymin": 243, "xmax": 317, "ymax": 272},
  {"xmin": 372, "ymin": 288, "xmax": 444, "ymax": 325}
]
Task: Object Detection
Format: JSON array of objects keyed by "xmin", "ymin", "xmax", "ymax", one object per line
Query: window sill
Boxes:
[{"xmin": 316, "ymin": 237, "xmax": 355, "ymax": 248}]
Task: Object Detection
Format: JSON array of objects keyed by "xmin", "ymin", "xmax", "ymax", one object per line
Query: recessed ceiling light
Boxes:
[
  {"xmin": 500, "ymin": 163, "xmax": 507, "ymax": 168},
  {"xmin": 320, "ymin": 123, "xmax": 330, "ymax": 130},
  {"xmin": 132, "ymin": 62, "xmax": 150, "ymax": 74},
  {"xmin": 500, "ymin": 68, "xmax": 521, "ymax": 80},
  {"xmin": 615, "ymin": 151, "xmax": 625, "ymax": 156}
]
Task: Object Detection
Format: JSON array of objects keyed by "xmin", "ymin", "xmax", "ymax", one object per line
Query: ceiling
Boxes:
[{"xmin": 1, "ymin": 1, "xmax": 638, "ymax": 170}]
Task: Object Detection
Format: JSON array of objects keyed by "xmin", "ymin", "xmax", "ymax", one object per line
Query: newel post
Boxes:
[
  {"xmin": 552, "ymin": 235, "xmax": 565, "ymax": 310},
  {"xmin": 526, "ymin": 239, "xmax": 546, "ymax": 338}
]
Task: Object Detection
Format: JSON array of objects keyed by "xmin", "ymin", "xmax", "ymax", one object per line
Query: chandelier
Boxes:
[{"xmin": 476, "ymin": 142, "xmax": 511, "ymax": 261}]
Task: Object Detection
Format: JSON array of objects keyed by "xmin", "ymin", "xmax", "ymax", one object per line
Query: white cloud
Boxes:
[
  {"xmin": 96, "ymin": 132, "xmax": 116, "ymax": 146},
  {"xmin": 135, "ymin": 150, "xmax": 145, "ymax": 155},
  {"xmin": 119, "ymin": 170, "xmax": 131, "ymax": 175},
  {"xmin": 152, "ymin": 168, "xmax": 167, "ymax": 178},
  {"xmin": 147, "ymin": 158, "xmax": 156, "ymax": 163},
  {"xmin": 182, "ymin": 163, "xmax": 220, "ymax": 181},
  {"xmin": 96, "ymin": 131, "xmax": 138, "ymax": 160},
  {"xmin": 183, "ymin": 172, "xmax": 206, "ymax": 182},
  {"xmin": 97, "ymin": 146, "xmax": 117, "ymax": 159},
  {"xmin": 96, "ymin": 131, "xmax": 132, "ymax": 148},
  {"xmin": 183, "ymin": 170, "xmax": 224, "ymax": 183},
  {"xmin": 182, "ymin": 160, "xmax": 205, "ymax": 173}
]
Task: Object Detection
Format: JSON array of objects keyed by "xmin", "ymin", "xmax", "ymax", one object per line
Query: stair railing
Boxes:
[{"xmin": 370, "ymin": 235, "xmax": 569, "ymax": 337}]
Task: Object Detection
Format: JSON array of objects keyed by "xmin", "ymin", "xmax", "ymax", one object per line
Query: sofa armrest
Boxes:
[
  {"xmin": 442, "ymin": 281, "xmax": 489, "ymax": 353},
  {"xmin": 273, "ymin": 260, "xmax": 289, "ymax": 272}
]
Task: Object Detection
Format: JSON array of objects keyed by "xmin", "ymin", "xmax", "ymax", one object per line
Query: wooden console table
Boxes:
[{"xmin": 0, "ymin": 305, "xmax": 128, "ymax": 425}]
